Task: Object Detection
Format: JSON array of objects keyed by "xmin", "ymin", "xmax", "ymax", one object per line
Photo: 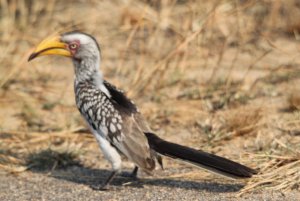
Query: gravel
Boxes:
[{"xmin": 0, "ymin": 167, "xmax": 299, "ymax": 201}]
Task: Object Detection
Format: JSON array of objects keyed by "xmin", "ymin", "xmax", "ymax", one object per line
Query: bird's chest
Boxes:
[{"xmin": 74, "ymin": 85, "xmax": 123, "ymax": 138}]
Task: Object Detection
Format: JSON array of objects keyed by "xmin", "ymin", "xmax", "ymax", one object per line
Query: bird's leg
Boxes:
[
  {"xmin": 91, "ymin": 133, "xmax": 122, "ymax": 190},
  {"xmin": 130, "ymin": 166, "xmax": 139, "ymax": 178},
  {"xmin": 121, "ymin": 166, "xmax": 139, "ymax": 179},
  {"xmin": 92, "ymin": 170, "xmax": 119, "ymax": 191}
]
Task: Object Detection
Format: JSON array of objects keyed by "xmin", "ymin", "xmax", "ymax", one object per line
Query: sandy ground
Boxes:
[
  {"xmin": 0, "ymin": 167, "xmax": 299, "ymax": 201},
  {"xmin": 1, "ymin": 1, "xmax": 300, "ymax": 200}
]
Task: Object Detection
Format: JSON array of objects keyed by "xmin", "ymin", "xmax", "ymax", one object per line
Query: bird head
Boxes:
[{"xmin": 28, "ymin": 31, "xmax": 100, "ymax": 62}]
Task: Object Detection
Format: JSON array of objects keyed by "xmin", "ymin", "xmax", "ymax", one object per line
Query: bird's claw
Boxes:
[
  {"xmin": 91, "ymin": 184, "xmax": 111, "ymax": 191},
  {"xmin": 120, "ymin": 171, "xmax": 138, "ymax": 180}
]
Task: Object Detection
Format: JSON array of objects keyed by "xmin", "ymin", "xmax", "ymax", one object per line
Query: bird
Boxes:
[{"xmin": 28, "ymin": 31, "xmax": 257, "ymax": 190}]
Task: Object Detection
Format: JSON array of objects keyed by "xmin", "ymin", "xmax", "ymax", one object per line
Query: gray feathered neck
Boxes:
[{"xmin": 73, "ymin": 57, "xmax": 104, "ymax": 94}]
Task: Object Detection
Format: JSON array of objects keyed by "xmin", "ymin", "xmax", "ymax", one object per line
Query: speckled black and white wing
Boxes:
[
  {"xmin": 75, "ymin": 80, "xmax": 155, "ymax": 171},
  {"xmin": 103, "ymin": 80, "xmax": 152, "ymax": 132}
]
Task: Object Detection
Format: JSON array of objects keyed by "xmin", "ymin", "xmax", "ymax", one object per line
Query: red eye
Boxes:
[{"xmin": 69, "ymin": 43, "xmax": 78, "ymax": 50}]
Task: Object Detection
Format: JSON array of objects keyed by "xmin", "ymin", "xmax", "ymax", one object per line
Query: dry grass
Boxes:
[
  {"xmin": 0, "ymin": 0, "xmax": 300, "ymax": 195},
  {"xmin": 207, "ymin": 106, "xmax": 264, "ymax": 143},
  {"xmin": 239, "ymin": 136, "xmax": 300, "ymax": 195}
]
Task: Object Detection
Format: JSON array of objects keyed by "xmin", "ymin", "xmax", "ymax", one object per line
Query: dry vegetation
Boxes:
[{"xmin": 0, "ymin": 0, "xmax": 299, "ymax": 197}]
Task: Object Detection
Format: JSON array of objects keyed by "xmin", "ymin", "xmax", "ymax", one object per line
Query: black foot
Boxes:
[
  {"xmin": 91, "ymin": 170, "xmax": 119, "ymax": 191},
  {"xmin": 120, "ymin": 166, "xmax": 139, "ymax": 179},
  {"xmin": 91, "ymin": 184, "xmax": 109, "ymax": 191},
  {"xmin": 91, "ymin": 184, "xmax": 118, "ymax": 191},
  {"xmin": 120, "ymin": 172, "xmax": 138, "ymax": 179}
]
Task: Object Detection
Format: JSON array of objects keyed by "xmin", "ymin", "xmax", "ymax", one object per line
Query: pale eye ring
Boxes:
[{"xmin": 69, "ymin": 43, "xmax": 78, "ymax": 50}]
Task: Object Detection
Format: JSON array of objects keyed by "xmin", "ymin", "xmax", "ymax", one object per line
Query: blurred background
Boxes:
[{"xmin": 0, "ymin": 0, "xmax": 299, "ymax": 196}]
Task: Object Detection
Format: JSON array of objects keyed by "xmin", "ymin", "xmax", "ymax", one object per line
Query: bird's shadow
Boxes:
[
  {"xmin": 26, "ymin": 150, "xmax": 244, "ymax": 193},
  {"xmin": 51, "ymin": 167, "xmax": 244, "ymax": 192}
]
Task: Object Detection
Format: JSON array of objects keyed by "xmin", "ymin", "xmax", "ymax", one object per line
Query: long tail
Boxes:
[{"xmin": 145, "ymin": 133, "xmax": 257, "ymax": 179}]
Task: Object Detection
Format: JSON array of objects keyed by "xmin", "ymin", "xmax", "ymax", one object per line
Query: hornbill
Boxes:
[{"xmin": 28, "ymin": 31, "xmax": 256, "ymax": 190}]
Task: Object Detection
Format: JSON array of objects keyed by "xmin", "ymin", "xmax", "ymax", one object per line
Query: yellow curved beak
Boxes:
[{"xmin": 28, "ymin": 35, "xmax": 71, "ymax": 61}]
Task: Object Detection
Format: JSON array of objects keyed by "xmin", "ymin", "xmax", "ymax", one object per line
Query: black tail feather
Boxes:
[{"xmin": 145, "ymin": 133, "xmax": 257, "ymax": 179}]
